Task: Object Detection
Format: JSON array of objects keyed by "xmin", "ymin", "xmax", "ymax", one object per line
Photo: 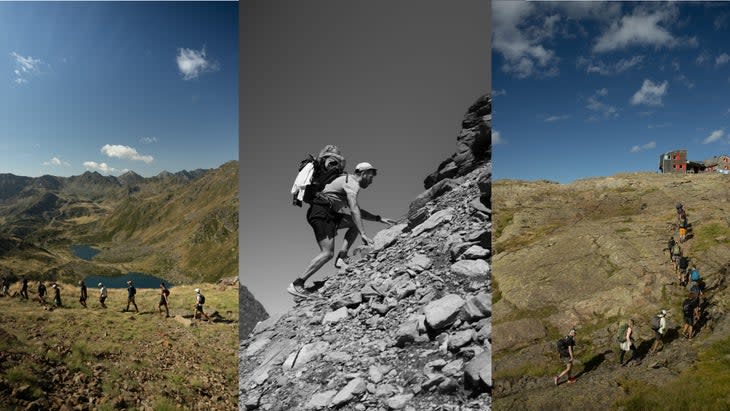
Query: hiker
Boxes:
[
  {"xmin": 158, "ymin": 283, "xmax": 170, "ymax": 317},
  {"xmin": 676, "ymin": 203, "xmax": 687, "ymax": 225},
  {"xmin": 670, "ymin": 242, "xmax": 682, "ymax": 271},
  {"xmin": 1, "ymin": 278, "xmax": 8, "ymax": 296},
  {"xmin": 20, "ymin": 277, "xmax": 28, "ymax": 300},
  {"xmin": 665, "ymin": 237, "xmax": 676, "ymax": 262},
  {"xmin": 677, "ymin": 255, "xmax": 689, "ymax": 286},
  {"xmin": 649, "ymin": 310, "xmax": 668, "ymax": 354},
  {"xmin": 288, "ymin": 158, "xmax": 396, "ymax": 297},
  {"xmin": 682, "ymin": 294, "xmax": 698, "ymax": 339},
  {"xmin": 193, "ymin": 288, "xmax": 209, "ymax": 321},
  {"xmin": 37, "ymin": 281, "xmax": 47, "ymax": 304},
  {"xmin": 679, "ymin": 219, "xmax": 688, "ymax": 243},
  {"xmin": 554, "ymin": 328, "xmax": 577, "ymax": 385},
  {"xmin": 617, "ymin": 319, "xmax": 635, "ymax": 366},
  {"xmin": 51, "ymin": 284, "xmax": 62, "ymax": 307},
  {"xmin": 125, "ymin": 280, "xmax": 139, "ymax": 313},
  {"xmin": 98, "ymin": 283, "xmax": 107, "ymax": 308},
  {"xmin": 78, "ymin": 280, "xmax": 87, "ymax": 308}
]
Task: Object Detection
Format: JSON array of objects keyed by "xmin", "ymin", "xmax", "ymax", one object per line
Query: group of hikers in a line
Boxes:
[
  {"xmin": 554, "ymin": 203, "xmax": 708, "ymax": 385},
  {"xmin": 288, "ymin": 145, "xmax": 397, "ymax": 298},
  {"xmin": 1, "ymin": 278, "xmax": 211, "ymax": 321}
]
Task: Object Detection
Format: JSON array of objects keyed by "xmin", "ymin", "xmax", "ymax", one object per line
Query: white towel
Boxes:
[{"xmin": 291, "ymin": 162, "xmax": 315, "ymax": 202}]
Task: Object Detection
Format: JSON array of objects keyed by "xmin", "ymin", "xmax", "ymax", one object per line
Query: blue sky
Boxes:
[
  {"xmin": 0, "ymin": 2, "xmax": 237, "ymax": 177},
  {"xmin": 493, "ymin": 2, "xmax": 730, "ymax": 183}
]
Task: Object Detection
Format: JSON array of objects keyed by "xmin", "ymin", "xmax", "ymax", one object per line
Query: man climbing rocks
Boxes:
[
  {"xmin": 649, "ymin": 310, "xmax": 668, "ymax": 354},
  {"xmin": 193, "ymin": 288, "xmax": 209, "ymax": 321},
  {"xmin": 554, "ymin": 328, "xmax": 577, "ymax": 385},
  {"xmin": 78, "ymin": 280, "xmax": 88, "ymax": 308},
  {"xmin": 125, "ymin": 280, "xmax": 139, "ymax": 313},
  {"xmin": 20, "ymin": 277, "xmax": 28, "ymax": 300},
  {"xmin": 98, "ymin": 283, "xmax": 108, "ymax": 308},
  {"xmin": 159, "ymin": 283, "xmax": 170, "ymax": 317},
  {"xmin": 52, "ymin": 283, "xmax": 62, "ymax": 307},
  {"xmin": 37, "ymin": 281, "xmax": 47, "ymax": 304},
  {"xmin": 617, "ymin": 319, "xmax": 635, "ymax": 366},
  {"xmin": 682, "ymin": 295, "xmax": 698, "ymax": 339},
  {"xmin": 288, "ymin": 161, "xmax": 396, "ymax": 297}
]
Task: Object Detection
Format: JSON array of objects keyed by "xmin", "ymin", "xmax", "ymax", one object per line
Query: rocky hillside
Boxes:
[
  {"xmin": 239, "ymin": 95, "xmax": 491, "ymax": 410},
  {"xmin": 0, "ymin": 161, "xmax": 238, "ymax": 284},
  {"xmin": 492, "ymin": 172, "xmax": 730, "ymax": 409}
]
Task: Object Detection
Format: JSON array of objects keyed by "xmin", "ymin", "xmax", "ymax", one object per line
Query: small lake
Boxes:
[
  {"xmin": 71, "ymin": 244, "xmax": 101, "ymax": 261},
  {"xmin": 84, "ymin": 272, "xmax": 173, "ymax": 289}
]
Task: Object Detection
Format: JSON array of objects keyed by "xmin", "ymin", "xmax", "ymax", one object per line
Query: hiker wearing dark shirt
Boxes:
[
  {"xmin": 125, "ymin": 280, "xmax": 139, "ymax": 313},
  {"xmin": 678, "ymin": 256, "xmax": 689, "ymax": 286},
  {"xmin": 554, "ymin": 328, "xmax": 577, "ymax": 385},
  {"xmin": 1, "ymin": 278, "xmax": 8, "ymax": 296},
  {"xmin": 682, "ymin": 295, "xmax": 698, "ymax": 339},
  {"xmin": 37, "ymin": 281, "xmax": 47, "ymax": 304},
  {"xmin": 665, "ymin": 237, "xmax": 676, "ymax": 262},
  {"xmin": 288, "ymin": 161, "xmax": 396, "ymax": 297},
  {"xmin": 51, "ymin": 284, "xmax": 62, "ymax": 307},
  {"xmin": 158, "ymin": 283, "xmax": 170, "ymax": 318},
  {"xmin": 20, "ymin": 278, "xmax": 28, "ymax": 300},
  {"xmin": 78, "ymin": 280, "xmax": 88, "ymax": 308}
]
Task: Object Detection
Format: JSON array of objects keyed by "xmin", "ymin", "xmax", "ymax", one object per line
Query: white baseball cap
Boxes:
[
  {"xmin": 195, "ymin": 288, "xmax": 200, "ymax": 293},
  {"xmin": 355, "ymin": 162, "xmax": 377, "ymax": 174}
]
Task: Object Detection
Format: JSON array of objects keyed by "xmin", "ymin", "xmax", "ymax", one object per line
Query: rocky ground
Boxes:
[
  {"xmin": 0, "ymin": 282, "xmax": 239, "ymax": 410},
  {"xmin": 492, "ymin": 172, "xmax": 730, "ymax": 410},
  {"xmin": 239, "ymin": 95, "xmax": 491, "ymax": 411}
]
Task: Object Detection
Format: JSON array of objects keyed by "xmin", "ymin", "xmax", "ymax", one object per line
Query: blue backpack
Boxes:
[{"xmin": 690, "ymin": 269, "xmax": 700, "ymax": 282}]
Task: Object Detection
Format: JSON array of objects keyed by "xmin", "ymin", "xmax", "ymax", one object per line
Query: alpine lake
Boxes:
[{"xmin": 71, "ymin": 245, "xmax": 173, "ymax": 288}]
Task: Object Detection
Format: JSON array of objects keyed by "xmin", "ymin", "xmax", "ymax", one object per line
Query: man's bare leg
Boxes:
[{"xmin": 300, "ymin": 237, "xmax": 336, "ymax": 283}]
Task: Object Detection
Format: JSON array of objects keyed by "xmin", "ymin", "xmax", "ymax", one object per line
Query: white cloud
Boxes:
[
  {"xmin": 140, "ymin": 137, "xmax": 158, "ymax": 144},
  {"xmin": 675, "ymin": 74, "xmax": 694, "ymax": 89},
  {"xmin": 630, "ymin": 141, "xmax": 656, "ymax": 153},
  {"xmin": 630, "ymin": 79, "xmax": 668, "ymax": 106},
  {"xmin": 586, "ymin": 89, "xmax": 617, "ymax": 119},
  {"xmin": 493, "ymin": 130, "xmax": 504, "ymax": 145},
  {"xmin": 716, "ymin": 53, "xmax": 730, "ymax": 66},
  {"xmin": 545, "ymin": 114, "xmax": 570, "ymax": 122},
  {"xmin": 101, "ymin": 144, "xmax": 154, "ymax": 163},
  {"xmin": 703, "ymin": 129, "xmax": 724, "ymax": 144},
  {"xmin": 42, "ymin": 157, "xmax": 70, "ymax": 167},
  {"xmin": 593, "ymin": 7, "xmax": 687, "ymax": 53},
  {"xmin": 83, "ymin": 161, "xmax": 116, "ymax": 174},
  {"xmin": 10, "ymin": 51, "xmax": 43, "ymax": 84},
  {"xmin": 493, "ymin": 89, "xmax": 507, "ymax": 97},
  {"xmin": 696, "ymin": 51, "xmax": 710, "ymax": 65},
  {"xmin": 493, "ymin": 2, "xmax": 559, "ymax": 78},
  {"xmin": 176, "ymin": 47, "xmax": 218, "ymax": 80},
  {"xmin": 577, "ymin": 55, "xmax": 644, "ymax": 76}
]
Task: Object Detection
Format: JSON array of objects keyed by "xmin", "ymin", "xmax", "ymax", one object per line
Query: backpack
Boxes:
[
  {"xmin": 650, "ymin": 315, "xmax": 661, "ymax": 331},
  {"xmin": 198, "ymin": 294, "xmax": 205, "ymax": 305},
  {"xmin": 556, "ymin": 336, "xmax": 569, "ymax": 354},
  {"xmin": 671, "ymin": 244, "xmax": 681, "ymax": 255},
  {"xmin": 129, "ymin": 286, "xmax": 136, "ymax": 296},
  {"xmin": 163, "ymin": 289, "xmax": 170, "ymax": 297},
  {"xmin": 302, "ymin": 160, "xmax": 346, "ymax": 205},
  {"xmin": 690, "ymin": 269, "xmax": 700, "ymax": 282},
  {"xmin": 683, "ymin": 299, "xmax": 694, "ymax": 316},
  {"xmin": 616, "ymin": 322, "xmax": 628, "ymax": 343}
]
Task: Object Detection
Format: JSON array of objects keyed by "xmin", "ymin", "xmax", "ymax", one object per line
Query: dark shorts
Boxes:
[
  {"xmin": 100, "ymin": 296, "xmax": 107, "ymax": 303},
  {"xmin": 654, "ymin": 330, "xmax": 663, "ymax": 340},
  {"xmin": 560, "ymin": 355, "xmax": 572, "ymax": 364},
  {"xmin": 159, "ymin": 297, "xmax": 167, "ymax": 306},
  {"xmin": 128, "ymin": 296, "xmax": 135, "ymax": 302},
  {"xmin": 684, "ymin": 314, "xmax": 693, "ymax": 325},
  {"xmin": 196, "ymin": 304, "xmax": 204, "ymax": 312},
  {"xmin": 307, "ymin": 203, "xmax": 343, "ymax": 242}
]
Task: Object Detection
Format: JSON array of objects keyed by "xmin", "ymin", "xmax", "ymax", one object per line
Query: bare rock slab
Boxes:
[{"xmin": 424, "ymin": 294, "xmax": 465, "ymax": 330}]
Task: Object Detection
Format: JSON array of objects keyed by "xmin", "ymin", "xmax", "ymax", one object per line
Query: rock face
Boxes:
[
  {"xmin": 424, "ymin": 95, "xmax": 491, "ymax": 190},
  {"xmin": 240, "ymin": 284, "xmax": 269, "ymax": 339},
  {"xmin": 240, "ymin": 98, "xmax": 492, "ymax": 411}
]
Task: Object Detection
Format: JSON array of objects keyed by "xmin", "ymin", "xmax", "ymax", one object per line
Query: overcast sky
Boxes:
[
  {"xmin": 493, "ymin": 1, "xmax": 730, "ymax": 182},
  {"xmin": 0, "ymin": 2, "xmax": 237, "ymax": 177},
  {"xmin": 239, "ymin": 0, "xmax": 490, "ymax": 316}
]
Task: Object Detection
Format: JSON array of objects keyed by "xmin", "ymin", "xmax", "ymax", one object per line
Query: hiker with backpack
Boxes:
[
  {"xmin": 617, "ymin": 319, "xmax": 635, "ymax": 366},
  {"xmin": 678, "ymin": 255, "xmax": 689, "ymax": 286},
  {"xmin": 649, "ymin": 310, "xmax": 668, "ymax": 354},
  {"xmin": 193, "ymin": 288, "xmax": 209, "ymax": 321},
  {"xmin": 78, "ymin": 280, "xmax": 87, "ymax": 308},
  {"xmin": 51, "ymin": 283, "xmax": 62, "ymax": 307},
  {"xmin": 1, "ymin": 278, "xmax": 8, "ymax": 296},
  {"xmin": 670, "ymin": 242, "xmax": 682, "ymax": 271},
  {"xmin": 554, "ymin": 328, "xmax": 577, "ymax": 385},
  {"xmin": 682, "ymin": 294, "xmax": 698, "ymax": 339},
  {"xmin": 125, "ymin": 280, "xmax": 139, "ymax": 313},
  {"xmin": 288, "ymin": 146, "xmax": 396, "ymax": 298},
  {"xmin": 20, "ymin": 277, "xmax": 28, "ymax": 300},
  {"xmin": 676, "ymin": 203, "xmax": 686, "ymax": 224},
  {"xmin": 98, "ymin": 283, "xmax": 108, "ymax": 308},
  {"xmin": 37, "ymin": 281, "xmax": 47, "ymax": 304},
  {"xmin": 665, "ymin": 237, "xmax": 676, "ymax": 262},
  {"xmin": 679, "ymin": 219, "xmax": 688, "ymax": 243},
  {"xmin": 159, "ymin": 283, "xmax": 170, "ymax": 317}
]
